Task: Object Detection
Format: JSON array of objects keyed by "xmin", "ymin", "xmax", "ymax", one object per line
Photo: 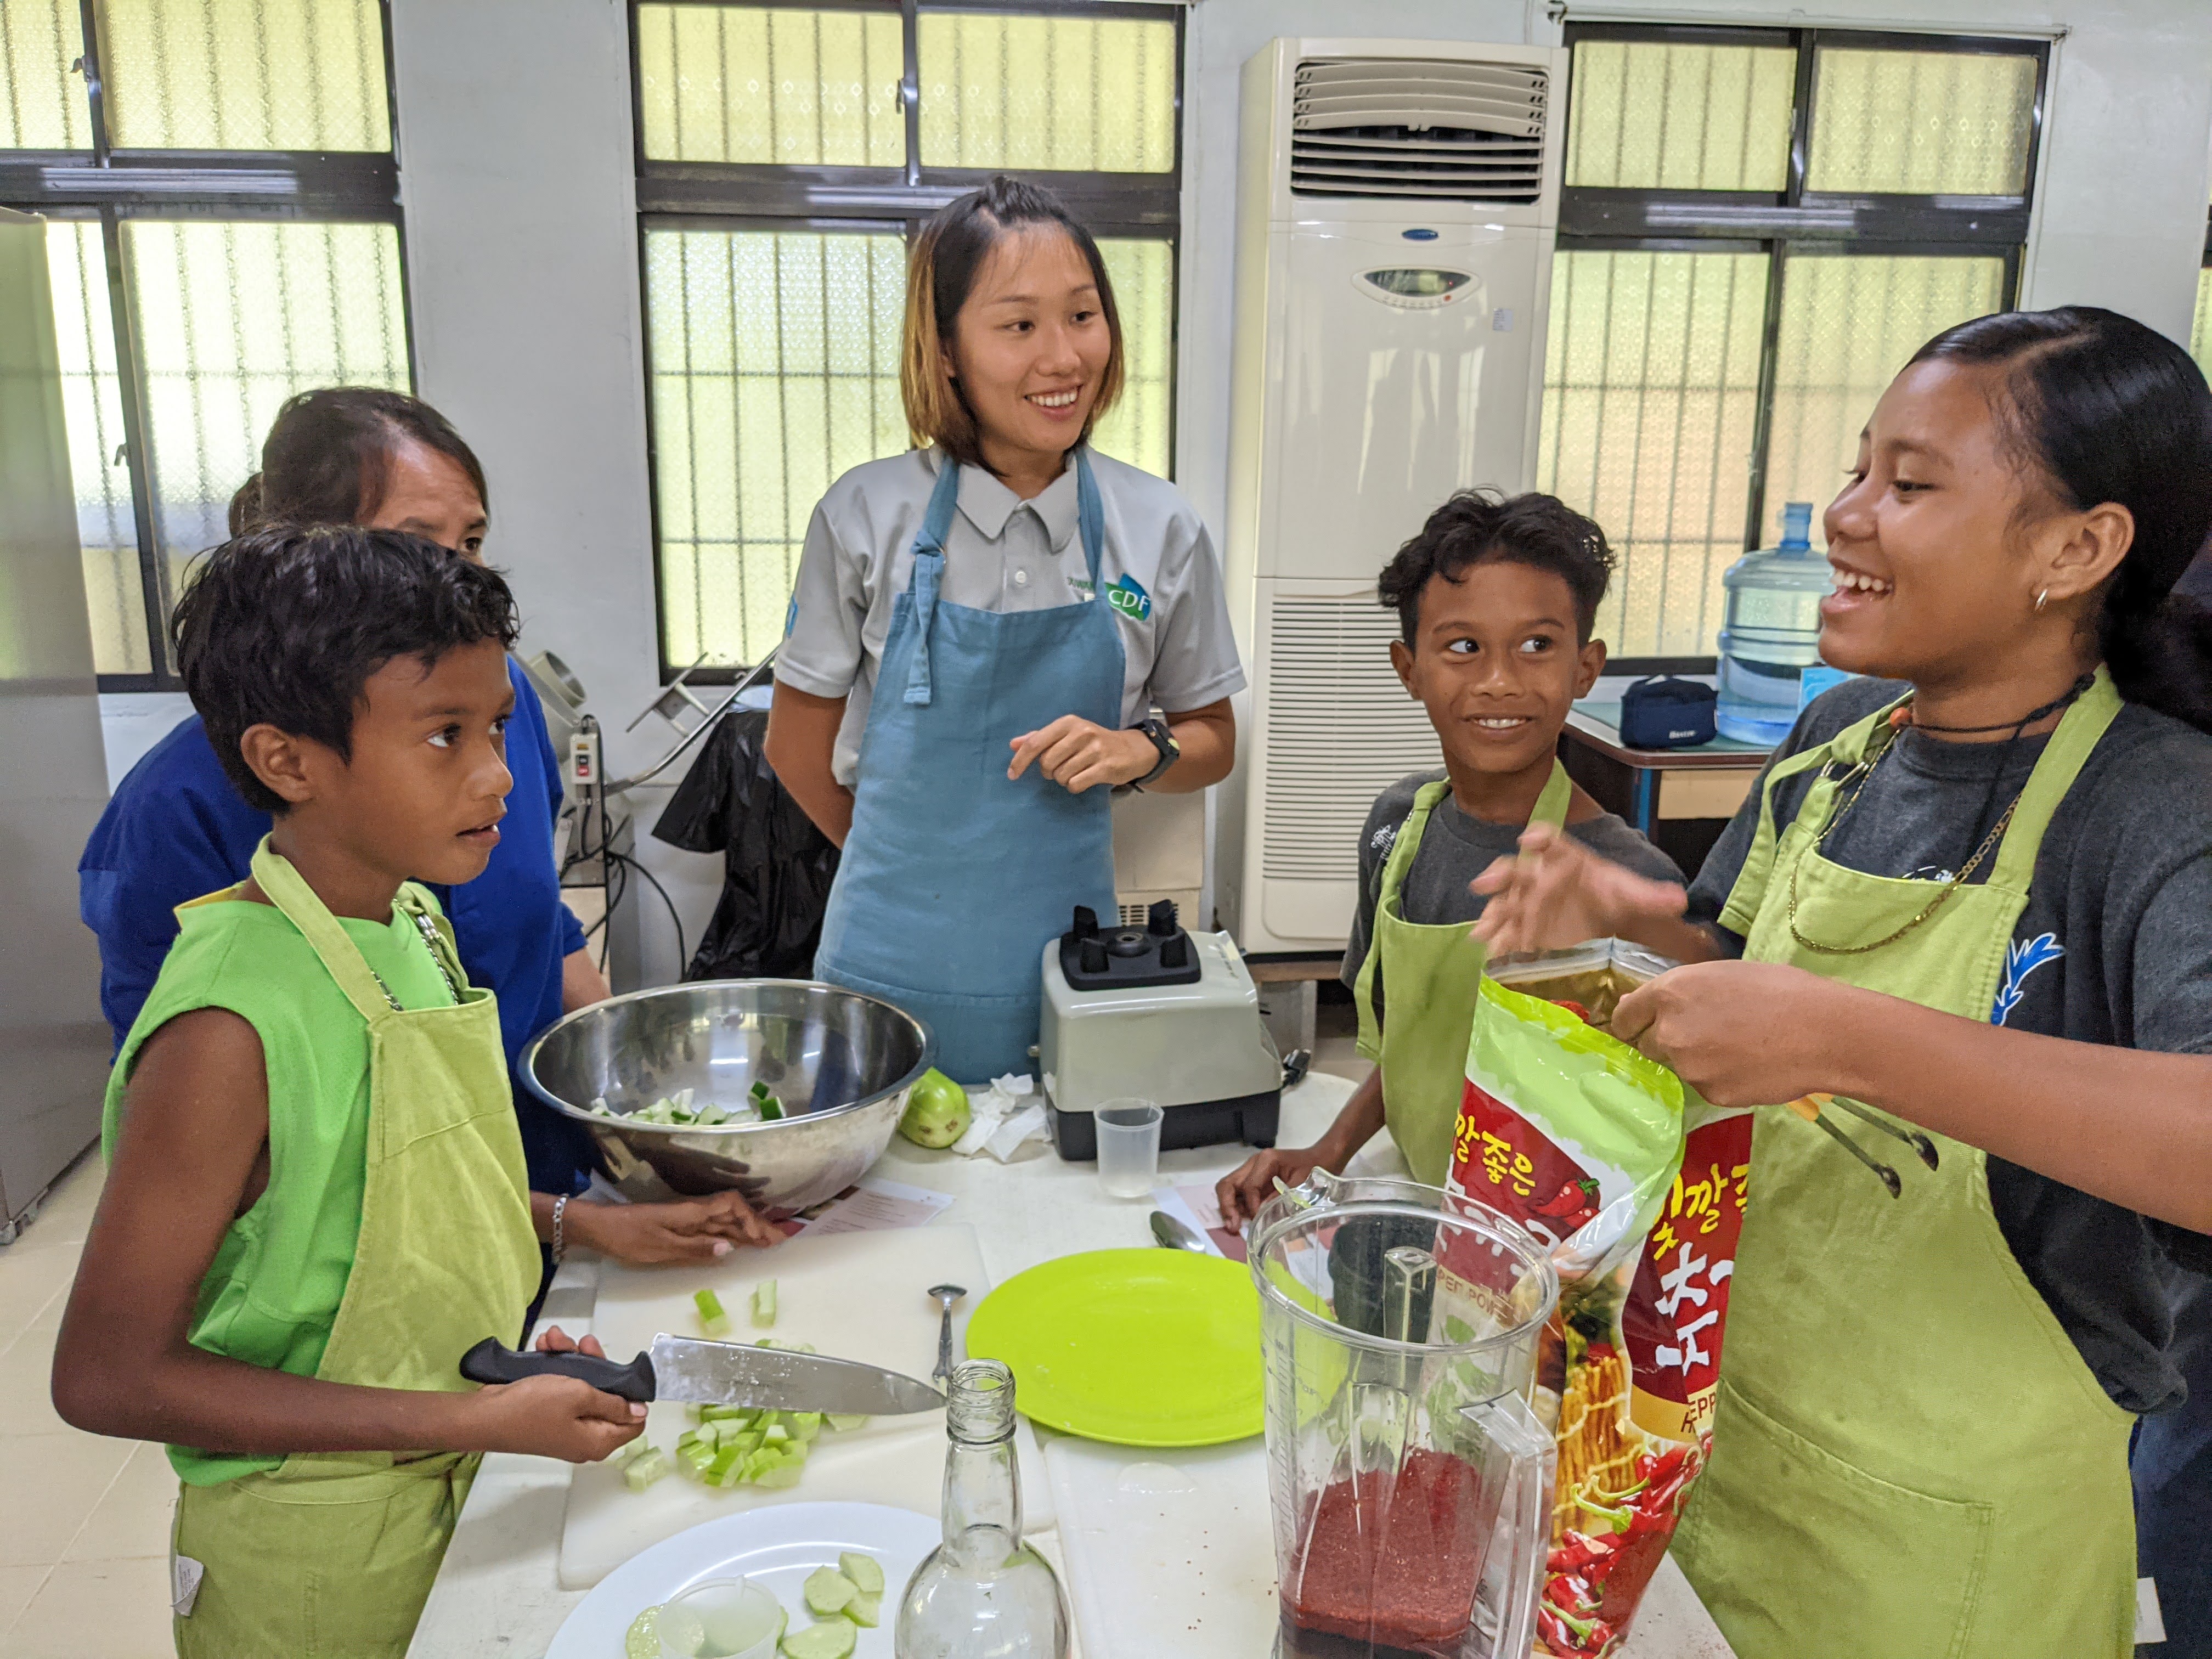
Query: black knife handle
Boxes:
[{"xmin": 459, "ymin": 1338, "xmax": 658, "ymax": 1402}]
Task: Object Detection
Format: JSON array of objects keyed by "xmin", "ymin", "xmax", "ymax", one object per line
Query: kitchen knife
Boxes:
[{"xmin": 459, "ymin": 1334, "xmax": 946, "ymax": 1415}]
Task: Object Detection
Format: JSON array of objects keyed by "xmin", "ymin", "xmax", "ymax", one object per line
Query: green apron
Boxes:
[
  {"xmin": 172, "ymin": 842, "xmax": 541, "ymax": 1659},
  {"xmin": 1353, "ymin": 763, "xmax": 1572, "ymax": 1186},
  {"xmin": 1670, "ymin": 669, "xmax": 2136, "ymax": 1659}
]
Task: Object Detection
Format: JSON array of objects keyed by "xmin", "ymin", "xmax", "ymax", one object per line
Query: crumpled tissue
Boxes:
[{"xmin": 951, "ymin": 1073, "xmax": 1049, "ymax": 1161}]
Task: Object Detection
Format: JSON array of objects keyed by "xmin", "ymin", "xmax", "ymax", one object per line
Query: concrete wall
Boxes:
[
  {"xmin": 386, "ymin": 0, "xmax": 720, "ymax": 987},
  {"xmin": 101, "ymin": 0, "xmax": 2212, "ymax": 986}
]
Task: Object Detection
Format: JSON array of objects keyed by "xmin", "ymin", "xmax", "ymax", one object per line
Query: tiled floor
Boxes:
[{"xmin": 0, "ymin": 1152, "xmax": 176, "ymax": 1658}]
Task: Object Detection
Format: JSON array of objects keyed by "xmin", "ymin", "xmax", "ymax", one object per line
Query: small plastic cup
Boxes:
[
  {"xmin": 1094, "ymin": 1098, "xmax": 1164, "ymax": 1199},
  {"xmin": 657, "ymin": 1576, "xmax": 784, "ymax": 1659}
]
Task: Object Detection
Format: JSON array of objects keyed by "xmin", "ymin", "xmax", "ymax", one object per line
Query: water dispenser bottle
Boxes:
[{"xmin": 1714, "ymin": 501, "xmax": 1832, "ymax": 744}]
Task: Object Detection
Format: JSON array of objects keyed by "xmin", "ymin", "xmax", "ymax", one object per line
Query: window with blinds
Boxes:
[
  {"xmin": 1, "ymin": 0, "xmax": 406, "ymax": 689},
  {"xmin": 631, "ymin": 2, "xmax": 1183, "ymax": 675},
  {"xmin": 1542, "ymin": 26, "xmax": 2044, "ymax": 664}
]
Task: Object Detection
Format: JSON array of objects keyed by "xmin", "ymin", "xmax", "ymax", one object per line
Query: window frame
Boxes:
[
  {"xmin": 0, "ymin": 0, "xmax": 409, "ymax": 693},
  {"xmin": 629, "ymin": 0, "xmax": 1184, "ymax": 682},
  {"xmin": 1556, "ymin": 21, "xmax": 2046, "ymax": 674}
]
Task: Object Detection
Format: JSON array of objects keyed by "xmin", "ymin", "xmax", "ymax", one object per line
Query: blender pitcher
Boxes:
[{"xmin": 1251, "ymin": 1172, "xmax": 1559, "ymax": 1659}]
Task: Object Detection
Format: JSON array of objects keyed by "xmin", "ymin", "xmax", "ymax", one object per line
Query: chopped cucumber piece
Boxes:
[
  {"xmin": 781, "ymin": 1618, "xmax": 857, "ymax": 1659},
  {"xmin": 788, "ymin": 1412, "xmax": 822, "ymax": 1443},
  {"xmin": 623, "ymin": 1447, "xmax": 670, "ymax": 1492},
  {"xmin": 624, "ymin": 1605, "xmax": 663, "ymax": 1659},
  {"xmin": 803, "ymin": 1567, "xmax": 857, "ymax": 1616},
  {"xmin": 695, "ymin": 1288, "xmax": 730, "ymax": 1336},
  {"xmin": 843, "ymin": 1592, "xmax": 881, "ymax": 1629},
  {"xmin": 824, "ymin": 1413, "xmax": 868, "ymax": 1434},
  {"xmin": 751, "ymin": 1280, "xmax": 778, "ymax": 1329},
  {"xmin": 838, "ymin": 1553, "xmax": 884, "ymax": 1597},
  {"xmin": 751, "ymin": 1458, "xmax": 805, "ymax": 1490}
]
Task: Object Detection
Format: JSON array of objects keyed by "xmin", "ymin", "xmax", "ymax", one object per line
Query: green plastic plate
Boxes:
[{"xmin": 963, "ymin": 1249, "xmax": 1263, "ymax": 1448}]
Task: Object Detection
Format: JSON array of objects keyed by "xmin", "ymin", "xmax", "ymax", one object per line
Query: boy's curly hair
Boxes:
[
  {"xmin": 1377, "ymin": 490, "xmax": 1615, "ymax": 644},
  {"xmin": 172, "ymin": 524, "xmax": 520, "ymax": 814}
]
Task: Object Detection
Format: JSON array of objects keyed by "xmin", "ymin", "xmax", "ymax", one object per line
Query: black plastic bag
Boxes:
[{"xmin": 652, "ymin": 708, "xmax": 839, "ymax": 981}]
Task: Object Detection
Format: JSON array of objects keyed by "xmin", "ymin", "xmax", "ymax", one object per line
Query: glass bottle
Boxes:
[{"xmin": 893, "ymin": 1359, "xmax": 1070, "ymax": 1659}]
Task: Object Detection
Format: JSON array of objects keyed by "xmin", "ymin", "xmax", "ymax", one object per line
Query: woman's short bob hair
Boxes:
[{"xmin": 901, "ymin": 175, "xmax": 1124, "ymax": 472}]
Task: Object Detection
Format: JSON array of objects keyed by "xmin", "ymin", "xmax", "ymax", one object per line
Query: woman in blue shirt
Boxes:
[{"xmin": 81, "ymin": 387, "xmax": 770, "ymax": 1271}]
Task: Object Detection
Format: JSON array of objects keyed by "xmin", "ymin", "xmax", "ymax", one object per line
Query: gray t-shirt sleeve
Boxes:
[
  {"xmin": 1143, "ymin": 515, "xmax": 1246, "ymax": 713},
  {"xmin": 775, "ymin": 501, "xmax": 870, "ymax": 699}
]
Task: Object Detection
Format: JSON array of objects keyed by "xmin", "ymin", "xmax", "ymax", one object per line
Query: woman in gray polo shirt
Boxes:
[{"xmin": 765, "ymin": 177, "xmax": 1245, "ymax": 1082}]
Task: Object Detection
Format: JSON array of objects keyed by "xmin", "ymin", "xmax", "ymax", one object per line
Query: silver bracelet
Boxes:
[{"xmin": 551, "ymin": 1193, "xmax": 569, "ymax": 1265}]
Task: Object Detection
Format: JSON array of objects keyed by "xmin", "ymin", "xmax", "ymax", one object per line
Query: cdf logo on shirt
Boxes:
[{"xmin": 1105, "ymin": 575, "xmax": 1151, "ymax": 622}]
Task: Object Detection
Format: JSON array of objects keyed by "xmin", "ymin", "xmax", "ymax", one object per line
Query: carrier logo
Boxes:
[
  {"xmin": 1991, "ymin": 932, "xmax": 2063, "ymax": 1025},
  {"xmin": 1106, "ymin": 575, "xmax": 1151, "ymax": 622}
]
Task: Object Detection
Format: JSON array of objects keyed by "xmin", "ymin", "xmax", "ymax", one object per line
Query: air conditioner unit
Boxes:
[{"xmin": 1216, "ymin": 37, "xmax": 1568, "ymax": 956}]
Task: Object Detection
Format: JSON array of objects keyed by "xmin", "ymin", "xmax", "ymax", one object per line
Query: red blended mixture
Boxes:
[{"xmin": 1279, "ymin": 1448, "xmax": 1499, "ymax": 1659}]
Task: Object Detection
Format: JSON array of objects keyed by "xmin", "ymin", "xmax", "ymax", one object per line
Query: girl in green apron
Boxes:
[
  {"xmin": 53, "ymin": 528, "xmax": 646, "ymax": 1657},
  {"xmin": 1471, "ymin": 306, "xmax": 2212, "ymax": 1659},
  {"xmin": 1217, "ymin": 490, "xmax": 1679, "ymax": 1219}
]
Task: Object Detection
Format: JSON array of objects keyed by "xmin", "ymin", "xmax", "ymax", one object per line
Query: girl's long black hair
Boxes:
[{"xmin": 1909, "ymin": 306, "xmax": 2212, "ymax": 733}]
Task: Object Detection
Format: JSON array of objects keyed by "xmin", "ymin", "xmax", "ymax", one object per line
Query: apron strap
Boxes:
[
  {"xmin": 900, "ymin": 453, "xmax": 965, "ymax": 708},
  {"xmin": 1715, "ymin": 697, "xmax": 1906, "ymax": 937},
  {"xmin": 1074, "ymin": 447, "xmax": 1106, "ymax": 592},
  {"xmin": 1987, "ymin": 666, "xmax": 2121, "ymax": 890},
  {"xmin": 1351, "ymin": 760, "xmax": 1571, "ymax": 1056},
  {"xmin": 248, "ymin": 839, "xmax": 402, "ymax": 1026},
  {"xmin": 1530, "ymin": 758, "xmax": 1572, "ymax": 831},
  {"xmin": 1353, "ymin": 778, "xmax": 1451, "ymax": 1056}
]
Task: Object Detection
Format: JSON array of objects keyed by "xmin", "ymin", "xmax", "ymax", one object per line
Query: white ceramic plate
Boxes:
[{"xmin": 546, "ymin": 1500, "xmax": 938, "ymax": 1659}]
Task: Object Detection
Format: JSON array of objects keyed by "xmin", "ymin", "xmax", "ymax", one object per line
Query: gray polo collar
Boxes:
[{"xmin": 932, "ymin": 447, "xmax": 1081, "ymax": 550}]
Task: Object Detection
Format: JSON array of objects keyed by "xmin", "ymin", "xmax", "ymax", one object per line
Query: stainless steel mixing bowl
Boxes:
[{"xmin": 522, "ymin": 980, "xmax": 934, "ymax": 1212}]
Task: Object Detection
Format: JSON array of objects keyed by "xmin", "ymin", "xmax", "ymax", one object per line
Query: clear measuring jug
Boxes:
[{"xmin": 1250, "ymin": 1172, "xmax": 1559, "ymax": 1659}]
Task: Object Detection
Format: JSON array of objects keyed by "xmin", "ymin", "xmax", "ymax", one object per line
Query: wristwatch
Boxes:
[{"xmin": 1129, "ymin": 716, "xmax": 1180, "ymax": 789}]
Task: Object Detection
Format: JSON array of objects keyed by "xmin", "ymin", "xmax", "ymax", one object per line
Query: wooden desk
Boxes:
[{"xmin": 1561, "ymin": 702, "xmax": 1773, "ymax": 872}]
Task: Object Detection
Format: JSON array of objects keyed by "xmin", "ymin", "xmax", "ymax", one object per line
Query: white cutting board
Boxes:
[
  {"xmin": 1044, "ymin": 1434, "xmax": 1278, "ymax": 1657},
  {"xmin": 559, "ymin": 1223, "xmax": 1053, "ymax": 1589}
]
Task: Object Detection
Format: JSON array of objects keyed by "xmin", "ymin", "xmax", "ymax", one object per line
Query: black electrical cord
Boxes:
[
  {"xmin": 556, "ymin": 714, "xmax": 692, "ymax": 982},
  {"xmin": 606, "ymin": 846, "xmax": 689, "ymax": 979}
]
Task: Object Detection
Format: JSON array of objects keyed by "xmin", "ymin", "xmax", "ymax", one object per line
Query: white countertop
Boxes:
[{"xmin": 407, "ymin": 1074, "xmax": 1735, "ymax": 1659}]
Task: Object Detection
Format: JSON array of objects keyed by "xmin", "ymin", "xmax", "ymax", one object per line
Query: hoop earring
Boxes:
[{"xmin": 2034, "ymin": 589, "xmax": 2050, "ymax": 614}]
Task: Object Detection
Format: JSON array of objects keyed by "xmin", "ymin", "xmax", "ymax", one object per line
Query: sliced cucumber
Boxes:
[
  {"xmin": 823, "ymin": 1413, "xmax": 868, "ymax": 1434},
  {"xmin": 781, "ymin": 1616, "xmax": 857, "ymax": 1659},
  {"xmin": 751, "ymin": 1280, "xmax": 778, "ymax": 1329},
  {"xmin": 622, "ymin": 1447, "xmax": 670, "ymax": 1492},
  {"xmin": 843, "ymin": 1592, "xmax": 881, "ymax": 1629},
  {"xmin": 624, "ymin": 1605, "xmax": 663, "ymax": 1659},
  {"xmin": 803, "ymin": 1566, "xmax": 857, "ymax": 1616},
  {"xmin": 695, "ymin": 1288, "xmax": 730, "ymax": 1336},
  {"xmin": 837, "ymin": 1553, "xmax": 884, "ymax": 1597}
]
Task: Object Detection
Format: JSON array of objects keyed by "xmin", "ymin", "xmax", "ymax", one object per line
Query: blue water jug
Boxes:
[{"xmin": 1715, "ymin": 502, "xmax": 1830, "ymax": 744}]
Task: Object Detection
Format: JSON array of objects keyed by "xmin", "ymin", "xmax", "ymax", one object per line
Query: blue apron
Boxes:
[{"xmin": 814, "ymin": 449, "xmax": 1123, "ymax": 1084}]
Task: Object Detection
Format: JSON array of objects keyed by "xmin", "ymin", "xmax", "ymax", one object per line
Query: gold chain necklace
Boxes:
[{"xmin": 1785, "ymin": 725, "xmax": 2025, "ymax": 956}]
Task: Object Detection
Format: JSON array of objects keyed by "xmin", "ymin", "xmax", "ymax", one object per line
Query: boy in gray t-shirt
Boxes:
[
  {"xmin": 1218, "ymin": 492, "xmax": 1681, "ymax": 1209},
  {"xmin": 1344, "ymin": 771, "xmax": 1681, "ymax": 1025}
]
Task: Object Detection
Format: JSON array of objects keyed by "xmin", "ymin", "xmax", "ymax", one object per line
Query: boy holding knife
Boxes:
[{"xmin": 53, "ymin": 528, "xmax": 656, "ymax": 1657}]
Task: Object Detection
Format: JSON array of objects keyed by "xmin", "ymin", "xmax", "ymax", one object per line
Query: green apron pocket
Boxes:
[{"xmin": 1679, "ymin": 1378, "xmax": 1994, "ymax": 1659}]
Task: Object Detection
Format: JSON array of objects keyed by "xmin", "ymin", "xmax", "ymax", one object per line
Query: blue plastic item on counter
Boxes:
[{"xmin": 1716, "ymin": 501, "xmax": 1831, "ymax": 744}]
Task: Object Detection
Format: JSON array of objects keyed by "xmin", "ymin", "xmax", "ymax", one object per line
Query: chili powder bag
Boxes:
[{"xmin": 1441, "ymin": 977, "xmax": 1753, "ymax": 1659}]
